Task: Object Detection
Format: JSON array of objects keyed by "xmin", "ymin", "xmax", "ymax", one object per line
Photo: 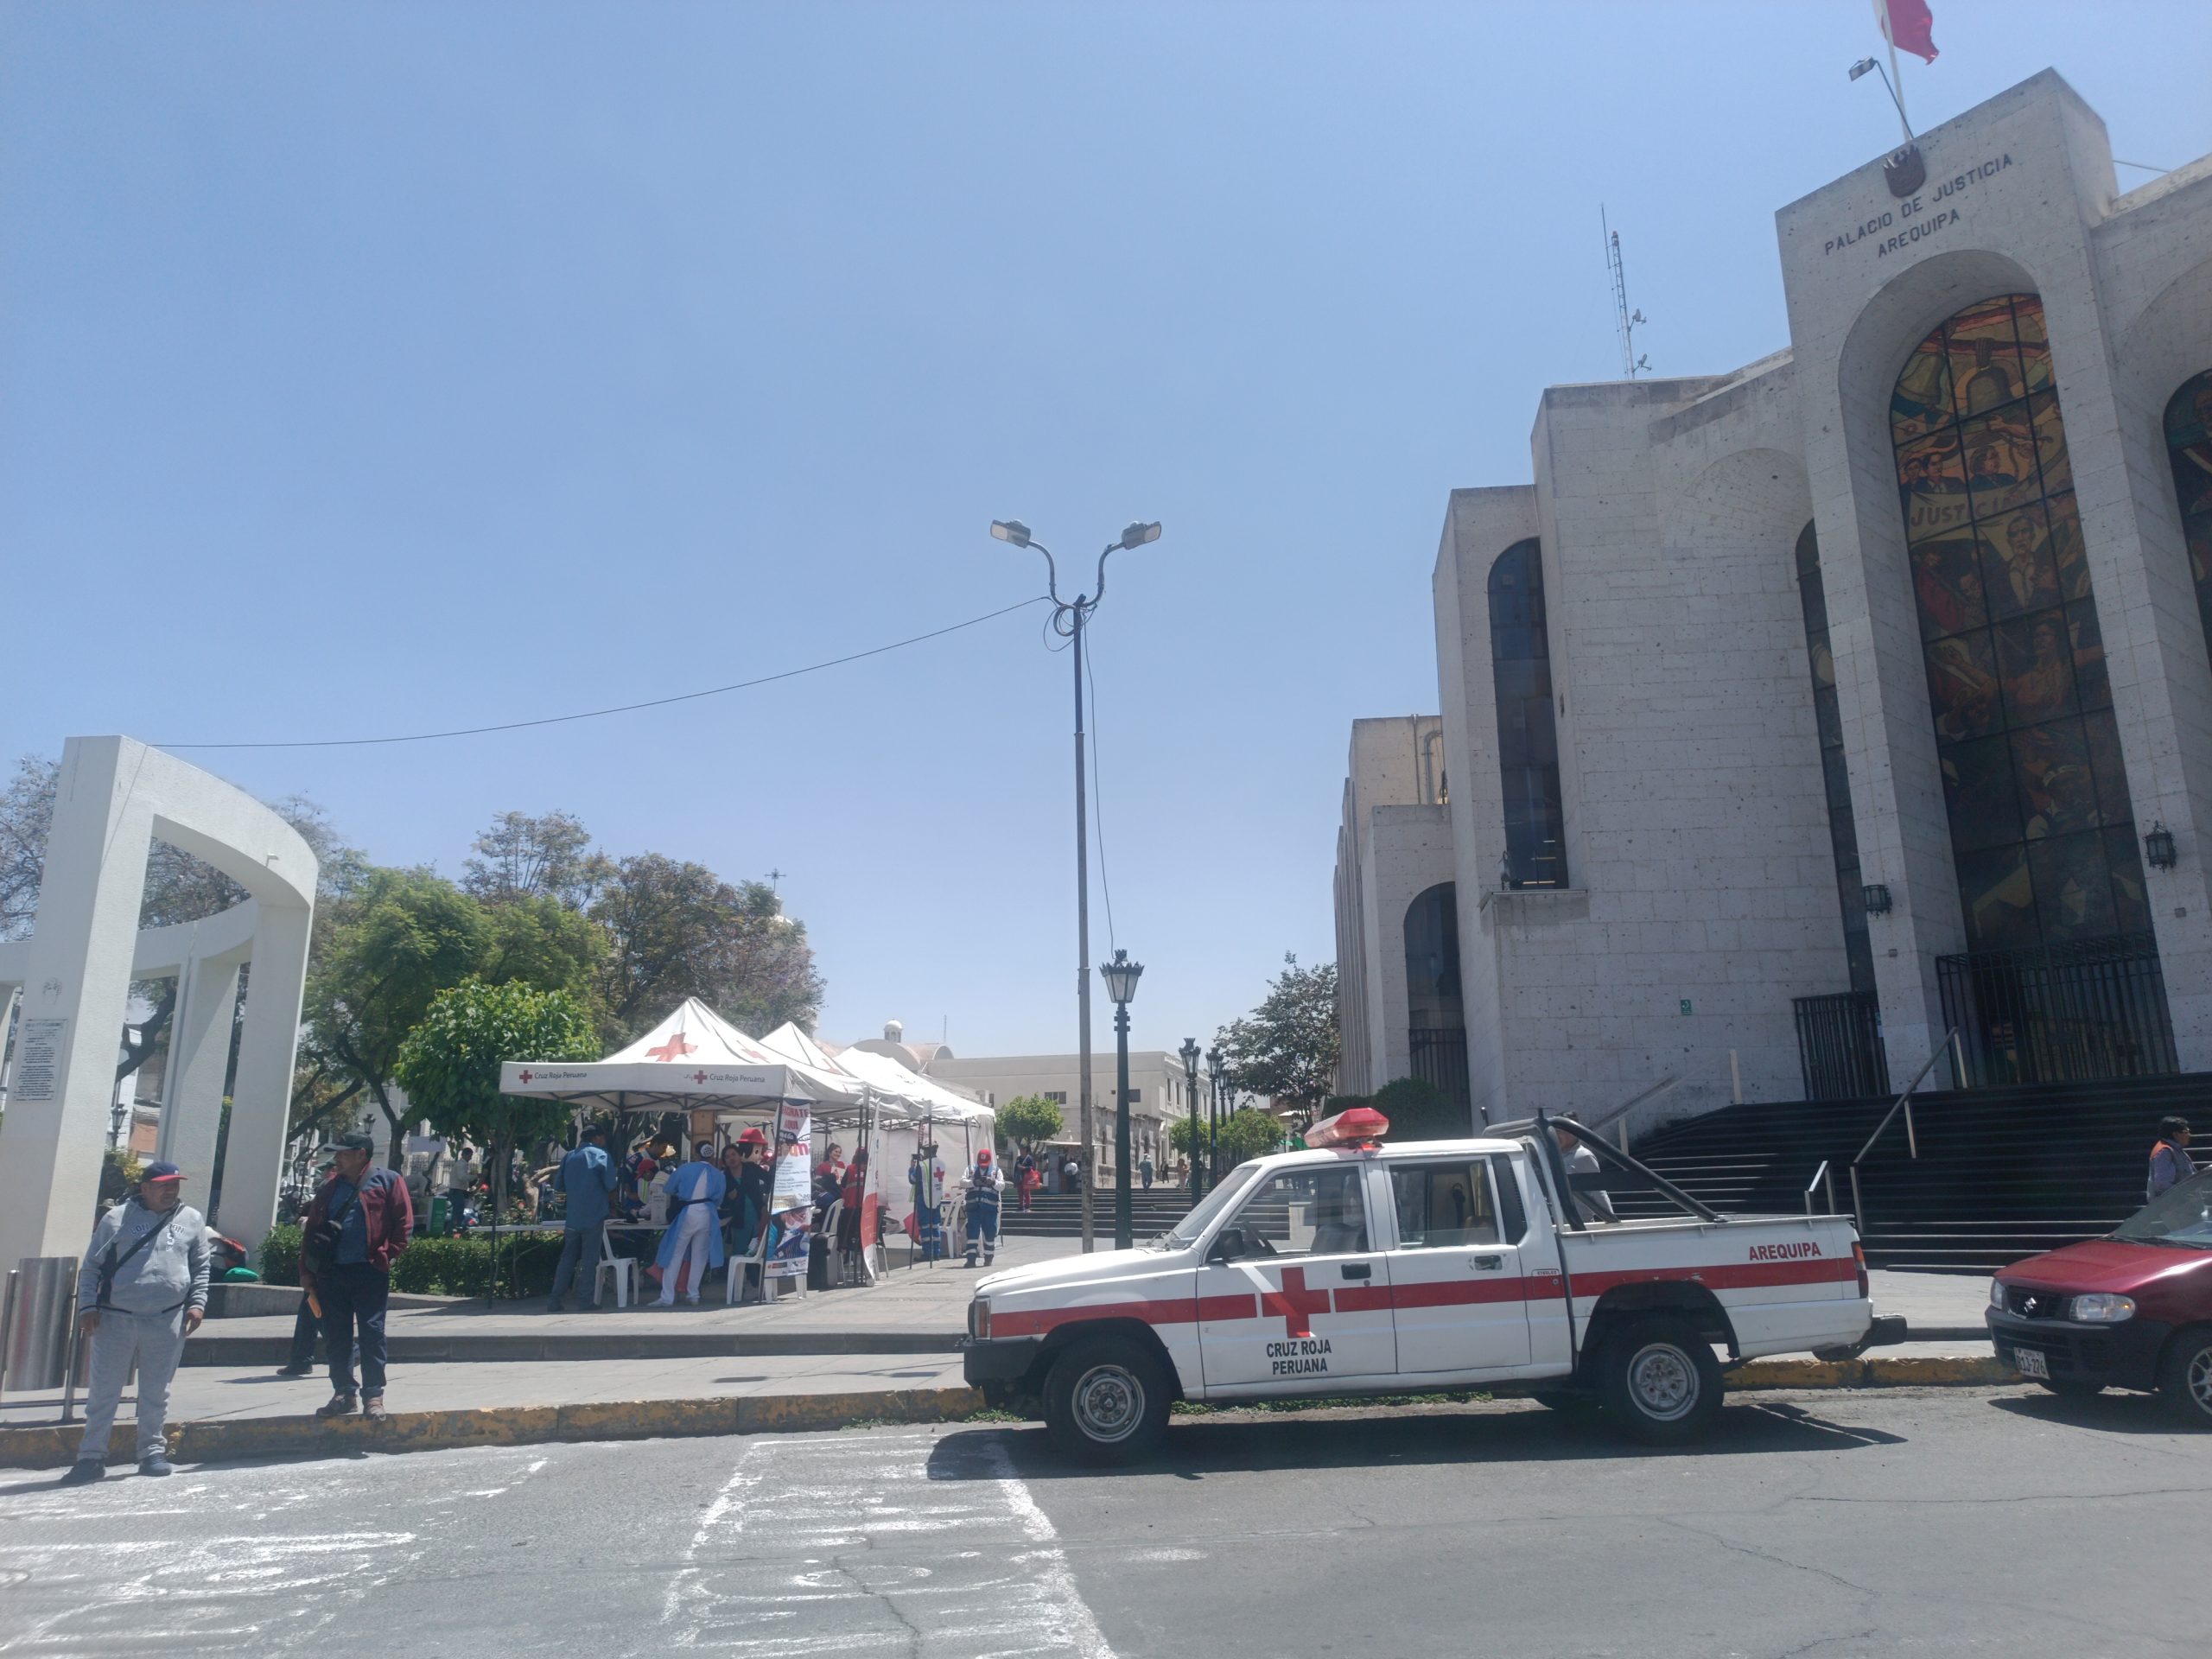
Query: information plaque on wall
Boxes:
[{"xmin": 15, "ymin": 1018, "xmax": 67, "ymax": 1101}]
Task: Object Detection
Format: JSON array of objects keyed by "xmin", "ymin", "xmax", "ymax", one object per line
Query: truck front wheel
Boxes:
[
  {"xmin": 1042, "ymin": 1336, "xmax": 1171, "ymax": 1464},
  {"xmin": 1597, "ymin": 1316, "xmax": 1724, "ymax": 1445}
]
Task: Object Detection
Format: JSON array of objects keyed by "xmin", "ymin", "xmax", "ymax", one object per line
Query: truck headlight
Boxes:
[
  {"xmin": 1988, "ymin": 1278, "xmax": 2007, "ymax": 1310},
  {"xmin": 2068, "ymin": 1294, "xmax": 2135, "ymax": 1324},
  {"xmin": 969, "ymin": 1299, "xmax": 991, "ymax": 1340}
]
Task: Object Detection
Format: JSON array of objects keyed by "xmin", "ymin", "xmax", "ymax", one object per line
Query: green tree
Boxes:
[
  {"xmin": 1215, "ymin": 954, "xmax": 1340, "ymax": 1116},
  {"xmin": 462, "ymin": 810, "xmax": 612, "ymax": 911},
  {"xmin": 1170, "ymin": 1107, "xmax": 1290, "ymax": 1165},
  {"xmin": 996, "ymin": 1094, "xmax": 1064, "ymax": 1153},
  {"xmin": 1370, "ymin": 1075, "xmax": 1471, "ymax": 1141},
  {"xmin": 305, "ymin": 868, "xmax": 491, "ymax": 1166},
  {"xmin": 591, "ymin": 853, "xmax": 823, "ymax": 1039},
  {"xmin": 483, "ymin": 892, "xmax": 609, "ymax": 1033},
  {"xmin": 397, "ymin": 977, "xmax": 598, "ymax": 1268}
]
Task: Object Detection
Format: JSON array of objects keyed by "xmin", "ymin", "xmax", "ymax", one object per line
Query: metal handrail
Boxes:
[
  {"xmin": 1802, "ymin": 1160, "xmax": 1835, "ymax": 1217},
  {"xmin": 1847, "ymin": 1026, "xmax": 1959, "ymax": 1234}
]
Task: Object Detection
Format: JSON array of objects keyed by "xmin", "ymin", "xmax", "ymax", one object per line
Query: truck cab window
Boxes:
[
  {"xmin": 1390, "ymin": 1160, "xmax": 1501, "ymax": 1249},
  {"xmin": 1230, "ymin": 1168, "xmax": 1370, "ymax": 1257}
]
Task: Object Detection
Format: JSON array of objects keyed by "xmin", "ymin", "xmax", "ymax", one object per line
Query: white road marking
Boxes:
[{"xmin": 663, "ymin": 1429, "xmax": 1119, "ymax": 1656}]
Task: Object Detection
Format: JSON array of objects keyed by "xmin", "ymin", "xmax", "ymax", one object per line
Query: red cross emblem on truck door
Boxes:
[{"xmin": 1258, "ymin": 1266, "xmax": 1332, "ymax": 1338}]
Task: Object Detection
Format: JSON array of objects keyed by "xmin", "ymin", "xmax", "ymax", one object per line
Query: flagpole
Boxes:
[{"xmin": 1873, "ymin": 0, "xmax": 1913, "ymax": 144}]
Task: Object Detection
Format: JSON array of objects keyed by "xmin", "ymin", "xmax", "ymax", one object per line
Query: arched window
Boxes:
[
  {"xmin": 2162, "ymin": 368, "xmax": 2212, "ymax": 670},
  {"xmin": 1488, "ymin": 539, "xmax": 1567, "ymax": 887},
  {"xmin": 1794, "ymin": 522, "xmax": 1877, "ymax": 996},
  {"xmin": 1403, "ymin": 882, "xmax": 1468, "ymax": 1113},
  {"xmin": 1891, "ymin": 293, "xmax": 2149, "ymax": 950}
]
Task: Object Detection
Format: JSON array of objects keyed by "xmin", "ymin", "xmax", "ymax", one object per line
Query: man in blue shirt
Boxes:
[
  {"xmin": 545, "ymin": 1123, "xmax": 618, "ymax": 1313},
  {"xmin": 653, "ymin": 1147, "xmax": 728, "ymax": 1306}
]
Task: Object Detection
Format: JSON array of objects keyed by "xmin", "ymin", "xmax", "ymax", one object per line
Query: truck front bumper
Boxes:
[{"xmin": 962, "ymin": 1337, "xmax": 1045, "ymax": 1387}]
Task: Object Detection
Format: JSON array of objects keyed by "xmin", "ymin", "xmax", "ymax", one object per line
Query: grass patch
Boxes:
[{"xmin": 961, "ymin": 1407, "xmax": 1027, "ymax": 1423}]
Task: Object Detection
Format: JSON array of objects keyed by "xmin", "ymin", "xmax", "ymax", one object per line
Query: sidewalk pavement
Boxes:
[
  {"xmin": 1867, "ymin": 1268, "xmax": 1990, "ymax": 1339},
  {"xmin": 189, "ymin": 1234, "xmax": 1077, "ymax": 1365}
]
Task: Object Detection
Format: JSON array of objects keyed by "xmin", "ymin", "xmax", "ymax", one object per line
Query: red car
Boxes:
[{"xmin": 1987, "ymin": 1170, "xmax": 2212, "ymax": 1426}]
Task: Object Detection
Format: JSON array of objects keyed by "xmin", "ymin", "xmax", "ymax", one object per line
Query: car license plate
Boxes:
[{"xmin": 2012, "ymin": 1346, "xmax": 2049, "ymax": 1380}]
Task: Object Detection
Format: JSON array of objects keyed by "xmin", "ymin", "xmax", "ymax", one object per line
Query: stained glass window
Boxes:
[
  {"xmin": 1891, "ymin": 294, "xmax": 2148, "ymax": 950},
  {"xmin": 1488, "ymin": 539, "xmax": 1567, "ymax": 887},
  {"xmin": 1795, "ymin": 524, "xmax": 1876, "ymax": 995},
  {"xmin": 2163, "ymin": 367, "xmax": 2212, "ymax": 677}
]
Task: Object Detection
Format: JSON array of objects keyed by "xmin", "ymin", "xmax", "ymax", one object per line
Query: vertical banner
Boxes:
[{"xmin": 764, "ymin": 1101, "xmax": 812, "ymax": 1281}]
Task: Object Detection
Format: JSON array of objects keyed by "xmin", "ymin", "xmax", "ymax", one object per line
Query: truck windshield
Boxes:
[
  {"xmin": 1152, "ymin": 1164, "xmax": 1261, "ymax": 1249},
  {"xmin": 2113, "ymin": 1172, "xmax": 2212, "ymax": 1249}
]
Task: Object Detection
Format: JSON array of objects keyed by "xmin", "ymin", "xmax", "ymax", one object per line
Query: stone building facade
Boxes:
[{"xmin": 1335, "ymin": 72, "xmax": 2212, "ymax": 1132}]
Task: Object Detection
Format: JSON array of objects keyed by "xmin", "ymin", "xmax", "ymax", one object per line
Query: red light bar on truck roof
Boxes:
[{"xmin": 1304, "ymin": 1106, "xmax": 1389, "ymax": 1150}]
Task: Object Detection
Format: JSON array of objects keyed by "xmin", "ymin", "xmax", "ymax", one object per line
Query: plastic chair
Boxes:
[{"xmin": 593, "ymin": 1227, "xmax": 637, "ymax": 1308}]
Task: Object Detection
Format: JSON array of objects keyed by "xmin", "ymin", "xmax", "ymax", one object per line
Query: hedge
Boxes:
[{"xmin": 253, "ymin": 1221, "xmax": 567, "ymax": 1300}]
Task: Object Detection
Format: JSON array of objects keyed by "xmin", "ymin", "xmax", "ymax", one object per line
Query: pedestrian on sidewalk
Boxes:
[
  {"xmin": 545, "ymin": 1123, "xmax": 617, "ymax": 1313},
  {"xmin": 279, "ymin": 1155, "xmax": 336, "ymax": 1376},
  {"xmin": 60, "ymin": 1161, "xmax": 210, "ymax": 1484},
  {"xmin": 2149, "ymin": 1117, "xmax": 2196, "ymax": 1201},
  {"xmin": 654, "ymin": 1146, "xmax": 727, "ymax": 1306},
  {"xmin": 301, "ymin": 1131, "xmax": 414, "ymax": 1421},
  {"xmin": 721, "ymin": 1128, "xmax": 770, "ymax": 1300},
  {"xmin": 1139, "ymin": 1155, "xmax": 1154, "ymax": 1191},
  {"xmin": 1014, "ymin": 1150, "xmax": 1036, "ymax": 1212}
]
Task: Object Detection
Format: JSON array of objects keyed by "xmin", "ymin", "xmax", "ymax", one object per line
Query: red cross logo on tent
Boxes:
[
  {"xmin": 646, "ymin": 1030, "xmax": 697, "ymax": 1064},
  {"xmin": 1258, "ymin": 1266, "xmax": 1332, "ymax": 1338},
  {"xmin": 691, "ymin": 1070, "xmax": 709, "ymax": 1085},
  {"xmin": 518, "ymin": 1070, "xmax": 533, "ymax": 1084}
]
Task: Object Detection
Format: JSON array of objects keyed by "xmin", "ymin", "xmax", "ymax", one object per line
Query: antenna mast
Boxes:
[{"xmin": 1603, "ymin": 206, "xmax": 1649, "ymax": 378}]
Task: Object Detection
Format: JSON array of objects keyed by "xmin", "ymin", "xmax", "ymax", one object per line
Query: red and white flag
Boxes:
[{"xmin": 1881, "ymin": 0, "xmax": 1939, "ymax": 64}]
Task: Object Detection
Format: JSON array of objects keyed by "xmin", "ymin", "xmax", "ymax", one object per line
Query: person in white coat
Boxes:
[{"xmin": 652, "ymin": 1152, "xmax": 728, "ymax": 1306}]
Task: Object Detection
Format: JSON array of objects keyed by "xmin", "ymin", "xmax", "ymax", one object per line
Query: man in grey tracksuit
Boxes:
[{"xmin": 64, "ymin": 1160, "xmax": 211, "ymax": 1483}]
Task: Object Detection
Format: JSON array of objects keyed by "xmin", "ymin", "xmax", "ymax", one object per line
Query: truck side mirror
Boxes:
[{"xmin": 1208, "ymin": 1227, "xmax": 1247, "ymax": 1264}]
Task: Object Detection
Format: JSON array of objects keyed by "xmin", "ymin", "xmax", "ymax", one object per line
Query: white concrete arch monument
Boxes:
[{"xmin": 0, "ymin": 736, "xmax": 317, "ymax": 1263}]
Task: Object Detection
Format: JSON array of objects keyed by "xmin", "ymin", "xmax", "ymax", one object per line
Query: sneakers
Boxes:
[
  {"xmin": 363, "ymin": 1396, "xmax": 388, "ymax": 1421},
  {"xmin": 59, "ymin": 1459, "xmax": 103, "ymax": 1486},
  {"xmin": 138, "ymin": 1454, "xmax": 175, "ymax": 1478},
  {"xmin": 315, "ymin": 1394, "xmax": 359, "ymax": 1420}
]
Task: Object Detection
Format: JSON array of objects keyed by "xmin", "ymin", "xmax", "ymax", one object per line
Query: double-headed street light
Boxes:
[
  {"xmin": 1179, "ymin": 1037, "xmax": 1202, "ymax": 1200},
  {"xmin": 1099, "ymin": 949, "xmax": 1145, "ymax": 1249},
  {"xmin": 989, "ymin": 517, "xmax": 1161, "ymax": 1253},
  {"xmin": 1205, "ymin": 1045, "xmax": 1224, "ymax": 1185}
]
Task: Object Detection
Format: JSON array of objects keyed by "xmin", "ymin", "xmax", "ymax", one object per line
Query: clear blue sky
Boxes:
[{"xmin": 6, "ymin": 3, "xmax": 2208, "ymax": 1058}]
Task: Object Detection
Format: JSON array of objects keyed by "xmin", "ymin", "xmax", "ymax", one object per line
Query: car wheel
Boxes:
[
  {"xmin": 1598, "ymin": 1316, "xmax": 1724, "ymax": 1445},
  {"xmin": 2156, "ymin": 1326, "xmax": 2212, "ymax": 1428},
  {"xmin": 2037, "ymin": 1377, "xmax": 2104, "ymax": 1399},
  {"xmin": 1042, "ymin": 1336, "xmax": 1171, "ymax": 1464}
]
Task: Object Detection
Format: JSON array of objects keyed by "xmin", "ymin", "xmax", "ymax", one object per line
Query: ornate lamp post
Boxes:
[
  {"xmin": 989, "ymin": 518, "xmax": 1162, "ymax": 1251},
  {"xmin": 1099, "ymin": 950, "xmax": 1145, "ymax": 1249},
  {"xmin": 1179, "ymin": 1037, "xmax": 1202, "ymax": 1200},
  {"xmin": 1205, "ymin": 1045, "xmax": 1225, "ymax": 1186}
]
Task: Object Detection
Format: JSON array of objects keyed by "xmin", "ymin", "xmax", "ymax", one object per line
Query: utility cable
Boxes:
[{"xmin": 156, "ymin": 595, "xmax": 1050, "ymax": 750}]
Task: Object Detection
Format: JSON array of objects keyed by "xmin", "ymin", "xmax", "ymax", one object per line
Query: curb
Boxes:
[
  {"xmin": 182, "ymin": 1331, "xmax": 961, "ymax": 1366},
  {"xmin": 0, "ymin": 1386, "xmax": 990, "ymax": 1471},
  {"xmin": 1730, "ymin": 1353, "xmax": 2012, "ymax": 1389}
]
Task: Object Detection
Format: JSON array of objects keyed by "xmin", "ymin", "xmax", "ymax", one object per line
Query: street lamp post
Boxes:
[
  {"xmin": 1179, "ymin": 1037, "xmax": 1202, "ymax": 1201},
  {"xmin": 1099, "ymin": 950, "xmax": 1144, "ymax": 1249},
  {"xmin": 989, "ymin": 517, "xmax": 1161, "ymax": 1253},
  {"xmin": 1205, "ymin": 1045, "xmax": 1224, "ymax": 1186}
]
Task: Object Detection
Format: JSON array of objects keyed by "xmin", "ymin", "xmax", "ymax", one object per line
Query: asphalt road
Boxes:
[{"xmin": 0, "ymin": 1386, "xmax": 2202, "ymax": 1657}]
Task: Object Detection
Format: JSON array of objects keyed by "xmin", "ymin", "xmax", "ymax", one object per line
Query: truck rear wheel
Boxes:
[
  {"xmin": 1043, "ymin": 1335, "xmax": 1170, "ymax": 1464},
  {"xmin": 1598, "ymin": 1316, "xmax": 1723, "ymax": 1445},
  {"xmin": 2156, "ymin": 1326, "xmax": 2212, "ymax": 1428}
]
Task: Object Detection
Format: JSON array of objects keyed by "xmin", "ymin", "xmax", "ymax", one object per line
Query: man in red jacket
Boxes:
[{"xmin": 300, "ymin": 1132, "xmax": 413, "ymax": 1420}]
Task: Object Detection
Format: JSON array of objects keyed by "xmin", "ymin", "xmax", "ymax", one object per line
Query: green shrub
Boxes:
[
  {"xmin": 1372, "ymin": 1076, "xmax": 1471, "ymax": 1141},
  {"xmin": 259, "ymin": 1224, "xmax": 303, "ymax": 1287},
  {"xmin": 389, "ymin": 1232, "xmax": 565, "ymax": 1299}
]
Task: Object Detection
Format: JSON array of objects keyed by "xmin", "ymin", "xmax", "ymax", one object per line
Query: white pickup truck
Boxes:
[{"xmin": 963, "ymin": 1111, "xmax": 1904, "ymax": 1461}]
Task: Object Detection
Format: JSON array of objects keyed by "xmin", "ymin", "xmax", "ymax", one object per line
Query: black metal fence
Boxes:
[
  {"xmin": 1792, "ymin": 991, "xmax": 1891, "ymax": 1101},
  {"xmin": 1408, "ymin": 1028, "xmax": 1471, "ymax": 1113},
  {"xmin": 1937, "ymin": 931, "xmax": 2177, "ymax": 1087}
]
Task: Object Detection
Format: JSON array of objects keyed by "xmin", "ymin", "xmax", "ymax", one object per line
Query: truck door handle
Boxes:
[
  {"xmin": 1470, "ymin": 1255, "xmax": 1503, "ymax": 1271},
  {"xmin": 1340, "ymin": 1263, "xmax": 1371, "ymax": 1281}
]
